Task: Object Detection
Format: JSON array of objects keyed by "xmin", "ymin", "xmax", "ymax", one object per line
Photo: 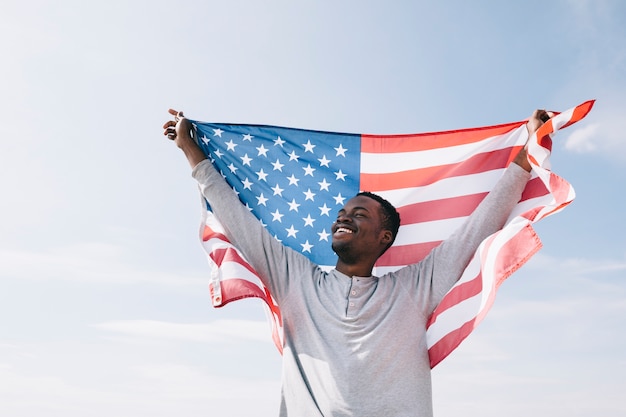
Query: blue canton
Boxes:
[{"xmin": 193, "ymin": 122, "xmax": 361, "ymax": 266}]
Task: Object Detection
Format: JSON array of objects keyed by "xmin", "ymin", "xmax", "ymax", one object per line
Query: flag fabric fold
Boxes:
[{"xmin": 192, "ymin": 100, "xmax": 594, "ymax": 367}]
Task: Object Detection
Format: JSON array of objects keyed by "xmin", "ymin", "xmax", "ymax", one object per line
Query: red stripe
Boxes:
[
  {"xmin": 361, "ymin": 148, "xmax": 518, "ymax": 192},
  {"xmin": 376, "ymin": 240, "xmax": 442, "ymax": 267},
  {"xmin": 210, "ymin": 247, "xmax": 257, "ymax": 276},
  {"xmin": 361, "ymin": 122, "xmax": 522, "ymax": 153},
  {"xmin": 202, "ymin": 225, "xmax": 228, "ymax": 242},
  {"xmin": 214, "ymin": 278, "xmax": 268, "ymax": 306},
  {"xmin": 561, "ymin": 100, "xmax": 595, "ymax": 129},
  {"xmin": 520, "ymin": 177, "xmax": 549, "ymax": 201},
  {"xmin": 398, "ymin": 193, "xmax": 488, "ymax": 224},
  {"xmin": 428, "ymin": 317, "xmax": 477, "ymax": 368}
]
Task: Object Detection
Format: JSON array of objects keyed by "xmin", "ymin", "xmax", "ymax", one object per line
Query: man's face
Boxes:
[{"xmin": 331, "ymin": 195, "xmax": 388, "ymax": 260}]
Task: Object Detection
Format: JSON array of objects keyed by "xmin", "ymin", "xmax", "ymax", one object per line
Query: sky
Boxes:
[{"xmin": 1, "ymin": 0, "xmax": 625, "ymax": 416}]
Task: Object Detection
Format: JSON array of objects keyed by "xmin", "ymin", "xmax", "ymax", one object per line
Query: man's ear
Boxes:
[{"xmin": 380, "ymin": 230, "xmax": 393, "ymax": 246}]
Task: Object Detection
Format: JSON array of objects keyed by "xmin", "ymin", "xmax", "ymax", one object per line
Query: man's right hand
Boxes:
[{"xmin": 163, "ymin": 109, "xmax": 207, "ymax": 168}]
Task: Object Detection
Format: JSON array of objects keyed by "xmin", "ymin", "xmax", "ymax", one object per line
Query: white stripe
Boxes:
[
  {"xmin": 376, "ymin": 170, "xmax": 505, "ymax": 207},
  {"xmin": 393, "ymin": 217, "xmax": 466, "ymax": 247}
]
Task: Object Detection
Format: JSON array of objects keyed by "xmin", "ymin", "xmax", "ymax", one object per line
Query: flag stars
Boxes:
[
  {"xmin": 318, "ymin": 155, "xmax": 331, "ymax": 167},
  {"xmin": 303, "ymin": 140, "xmax": 316, "ymax": 153},
  {"xmin": 242, "ymin": 134, "xmax": 253, "ymax": 141},
  {"xmin": 256, "ymin": 193, "xmax": 269, "ymax": 206},
  {"xmin": 240, "ymin": 153, "xmax": 253, "ymax": 166},
  {"xmin": 303, "ymin": 189, "xmax": 316, "ymax": 201},
  {"xmin": 274, "ymin": 136, "xmax": 286, "ymax": 147},
  {"xmin": 256, "ymin": 144, "xmax": 269, "ymax": 157},
  {"xmin": 318, "ymin": 203, "xmax": 331, "ymax": 216},
  {"xmin": 317, "ymin": 229, "xmax": 331, "ymax": 241},
  {"xmin": 288, "ymin": 150, "xmax": 300, "ymax": 162},
  {"xmin": 334, "ymin": 170, "xmax": 347, "ymax": 181},
  {"xmin": 300, "ymin": 240, "xmax": 313, "ymax": 253},
  {"xmin": 242, "ymin": 177, "xmax": 253, "ymax": 190},
  {"xmin": 225, "ymin": 139, "xmax": 237, "ymax": 151},
  {"xmin": 285, "ymin": 225, "xmax": 299, "ymax": 238},
  {"xmin": 334, "ymin": 144, "xmax": 348, "ymax": 157},
  {"xmin": 271, "ymin": 159, "xmax": 285, "ymax": 171},
  {"xmin": 213, "ymin": 128, "xmax": 224, "ymax": 137},
  {"xmin": 256, "ymin": 169, "xmax": 269, "ymax": 182},
  {"xmin": 271, "ymin": 209, "xmax": 284, "ymax": 223},
  {"xmin": 227, "ymin": 163, "xmax": 238, "ymax": 174},
  {"xmin": 287, "ymin": 174, "xmax": 300, "ymax": 186},
  {"xmin": 303, "ymin": 164, "xmax": 316, "ymax": 176},
  {"xmin": 333, "ymin": 193, "xmax": 346, "ymax": 205},
  {"xmin": 302, "ymin": 214, "xmax": 315, "ymax": 227},
  {"xmin": 288, "ymin": 199, "xmax": 300, "ymax": 212},
  {"xmin": 201, "ymin": 135, "xmax": 210, "ymax": 145},
  {"xmin": 318, "ymin": 178, "xmax": 331, "ymax": 191},
  {"xmin": 214, "ymin": 149, "xmax": 224, "ymax": 159},
  {"xmin": 271, "ymin": 183, "xmax": 284, "ymax": 196}
]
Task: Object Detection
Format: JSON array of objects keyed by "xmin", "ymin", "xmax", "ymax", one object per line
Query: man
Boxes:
[{"xmin": 163, "ymin": 109, "xmax": 550, "ymax": 417}]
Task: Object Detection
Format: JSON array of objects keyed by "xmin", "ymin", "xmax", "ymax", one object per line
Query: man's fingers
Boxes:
[{"xmin": 162, "ymin": 120, "xmax": 177, "ymax": 129}]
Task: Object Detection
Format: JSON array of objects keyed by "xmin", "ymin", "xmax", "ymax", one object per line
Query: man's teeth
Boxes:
[{"xmin": 337, "ymin": 227, "xmax": 353, "ymax": 234}]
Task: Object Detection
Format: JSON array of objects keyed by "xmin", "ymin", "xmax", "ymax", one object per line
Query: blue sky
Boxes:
[{"xmin": 1, "ymin": 0, "xmax": 625, "ymax": 416}]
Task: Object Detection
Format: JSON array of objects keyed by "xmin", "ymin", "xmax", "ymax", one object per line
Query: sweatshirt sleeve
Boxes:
[
  {"xmin": 403, "ymin": 163, "xmax": 531, "ymax": 315},
  {"xmin": 191, "ymin": 159, "xmax": 313, "ymax": 303}
]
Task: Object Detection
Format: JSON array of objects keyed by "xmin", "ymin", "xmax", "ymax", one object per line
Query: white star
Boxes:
[
  {"xmin": 256, "ymin": 193, "xmax": 268, "ymax": 206},
  {"xmin": 302, "ymin": 214, "xmax": 315, "ymax": 227},
  {"xmin": 225, "ymin": 139, "xmax": 237, "ymax": 151},
  {"xmin": 240, "ymin": 154, "xmax": 253, "ymax": 166},
  {"xmin": 285, "ymin": 225, "xmax": 299, "ymax": 238},
  {"xmin": 288, "ymin": 150, "xmax": 300, "ymax": 161},
  {"xmin": 245, "ymin": 202, "xmax": 254, "ymax": 212},
  {"xmin": 287, "ymin": 174, "xmax": 300, "ymax": 186},
  {"xmin": 201, "ymin": 135, "xmax": 210, "ymax": 145},
  {"xmin": 271, "ymin": 209, "xmax": 284, "ymax": 223},
  {"xmin": 333, "ymin": 193, "xmax": 346, "ymax": 205},
  {"xmin": 303, "ymin": 164, "xmax": 316, "ymax": 177},
  {"xmin": 303, "ymin": 140, "xmax": 316, "ymax": 153},
  {"xmin": 318, "ymin": 178, "xmax": 331, "ymax": 191},
  {"xmin": 300, "ymin": 240, "xmax": 313, "ymax": 253},
  {"xmin": 213, "ymin": 128, "xmax": 224, "ymax": 137},
  {"xmin": 318, "ymin": 203, "xmax": 331, "ymax": 216},
  {"xmin": 317, "ymin": 229, "xmax": 331, "ymax": 241},
  {"xmin": 271, "ymin": 159, "xmax": 285, "ymax": 171},
  {"xmin": 288, "ymin": 199, "xmax": 300, "ymax": 212},
  {"xmin": 334, "ymin": 144, "xmax": 347, "ymax": 157},
  {"xmin": 242, "ymin": 177, "xmax": 253, "ymax": 190},
  {"xmin": 256, "ymin": 169, "xmax": 268, "ymax": 182},
  {"xmin": 274, "ymin": 136, "xmax": 286, "ymax": 147},
  {"xmin": 256, "ymin": 144, "xmax": 269, "ymax": 157},
  {"xmin": 214, "ymin": 149, "xmax": 224, "ymax": 159},
  {"xmin": 335, "ymin": 170, "xmax": 347, "ymax": 181},
  {"xmin": 227, "ymin": 163, "xmax": 238, "ymax": 174},
  {"xmin": 242, "ymin": 134, "xmax": 253, "ymax": 141},
  {"xmin": 318, "ymin": 155, "xmax": 331, "ymax": 167},
  {"xmin": 303, "ymin": 189, "xmax": 316, "ymax": 201},
  {"xmin": 273, "ymin": 234, "xmax": 282, "ymax": 243},
  {"xmin": 271, "ymin": 183, "xmax": 284, "ymax": 196}
]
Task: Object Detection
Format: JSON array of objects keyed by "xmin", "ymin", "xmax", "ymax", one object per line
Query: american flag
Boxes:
[{"xmin": 192, "ymin": 100, "xmax": 594, "ymax": 367}]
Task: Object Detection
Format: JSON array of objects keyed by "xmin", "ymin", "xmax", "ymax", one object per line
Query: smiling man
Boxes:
[{"xmin": 163, "ymin": 109, "xmax": 549, "ymax": 417}]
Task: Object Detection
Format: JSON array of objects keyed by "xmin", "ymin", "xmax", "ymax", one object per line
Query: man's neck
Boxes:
[{"xmin": 335, "ymin": 261, "xmax": 374, "ymax": 278}]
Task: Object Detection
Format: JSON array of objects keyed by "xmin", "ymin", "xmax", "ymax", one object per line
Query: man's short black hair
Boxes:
[{"xmin": 357, "ymin": 191, "xmax": 401, "ymax": 251}]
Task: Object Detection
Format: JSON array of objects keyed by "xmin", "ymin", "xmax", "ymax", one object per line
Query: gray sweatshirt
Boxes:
[{"xmin": 192, "ymin": 159, "xmax": 530, "ymax": 417}]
